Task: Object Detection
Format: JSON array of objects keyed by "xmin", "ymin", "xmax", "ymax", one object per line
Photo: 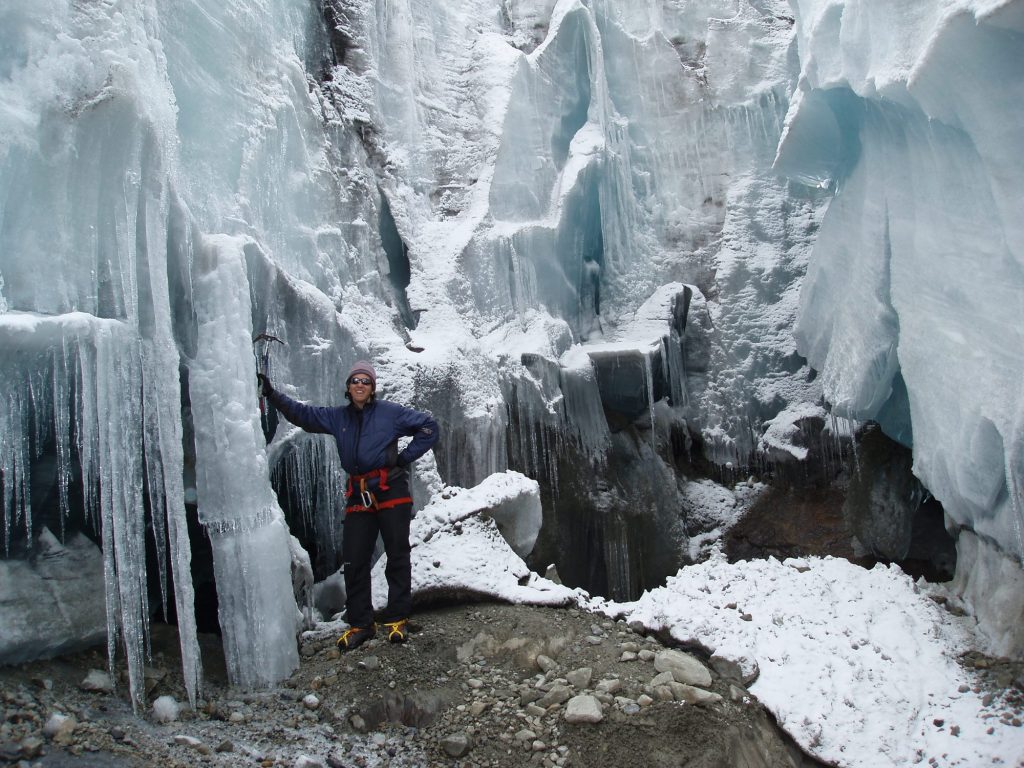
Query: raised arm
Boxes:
[{"xmin": 260, "ymin": 375, "xmax": 336, "ymax": 435}]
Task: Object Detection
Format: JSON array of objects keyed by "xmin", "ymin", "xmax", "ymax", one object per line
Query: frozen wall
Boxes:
[{"xmin": 781, "ymin": 0, "xmax": 1024, "ymax": 654}]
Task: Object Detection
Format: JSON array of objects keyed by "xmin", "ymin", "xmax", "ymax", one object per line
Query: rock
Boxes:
[
  {"xmin": 349, "ymin": 714, "xmax": 368, "ymax": 732},
  {"xmin": 143, "ymin": 666, "xmax": 167, "ymax": 695},
  {"xmin": 229, "ymin": 711, "xmax": 246, "ymax": 723},
  {"xmin": 595, "ymin": 678, "xmax": 622, "ymax": 694},
  {"xmin": 652, "ymin": 685, "xmax": 674, "ymax": 702},
  {"xmin": 538, "ymin": 685, "xmax": 571, "ymax": 707},
  {"xmin": 536, "ymin": 654, "xmax": 557, "ymax": 673},
  {"xmin": 566, "ymin": 667, "xmax": 593, "ymax": 690},
  {"xmin": 0, "ymin": 743, "xmax": 20, "ymax": 762},
  {"xmin": 215, "ymin": 740, "xmax": 234, "ymax": 753},
  {"xmin": 519, "ymin": 689, "xmax": 543, "ymax": 706},
  {"xmin": 729, "ymin": 684, "xmax": 749, "ymax": 702},
  {"xmin": 295, "ymin": 756, "xmax": 326, "ymax": 768},
  {"xmin": 709, "ymin": 655, "xmax": 744, "ymax": 683},
  {"xmin": 620, "ymin": 651, "xmax": 638, "ymax": 662},
  {"xmin": 468, "ymin": 701, "xmax": 489, "ymax": 717},
  {"xmin": 670, "ymin": 683, "xmax": 723, "ymax": 706},
  {"xmin": 638, "ymin": 649, "xmax": 656, "ymax": 662},
  {"xmin": 326, "ymin": 755, "xmax": 347, "ymax": 768},
  {"xmin": 654, "ymin": 650, "xmax": 712, "ymax": 688},
  {"xmin": 20, "ymin": 736, "xmax": 44, "ymax": 759},
  {"xmin": 359, "ymin": 656, "xmax": 380, "ymax": 671},
  {"xmin": 637, "ymin": 694, "xmax": 654, "ymax": 707},
  {"xmin": 441, "ymin": 732, "xmax": 473, "ymax": 758},
  {"xmin": 649, "ymin": 670, "xmax": 674, "ymax": 688},
  {"xmin": 79, "ymin": 670, "xmax": 114, "ymax": 693},
  {"xmin": 302, "ymin": 695, "xmax": 320, "ymax": 710},
  {"xmin": 564, "ymin": 695, "xmax": 603, "ymax": 724}
]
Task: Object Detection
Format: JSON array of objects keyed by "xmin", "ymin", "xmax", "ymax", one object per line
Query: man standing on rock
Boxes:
[{"xmin": 258, "ymin": 361, "xmax": 439, "ymax": 650}]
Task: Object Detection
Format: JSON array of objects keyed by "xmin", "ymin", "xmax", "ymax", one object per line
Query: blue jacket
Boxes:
[{"xmin": 269, "ymin": 392, "xmax": 439, "ymax": 479}]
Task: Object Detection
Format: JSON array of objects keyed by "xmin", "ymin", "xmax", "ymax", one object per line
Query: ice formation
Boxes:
[
  {"xmin": 782, "ymin": 0, "xmax": 1024, "ymax": 653},
  {"xmin": 1, "ymin": 0, "xmax": 1022, "ymax": 710}
]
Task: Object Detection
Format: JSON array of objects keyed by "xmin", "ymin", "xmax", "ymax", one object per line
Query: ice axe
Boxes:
[{"xmin": 252, "ymin": 333, "xmax": 284, "ymax": 443}]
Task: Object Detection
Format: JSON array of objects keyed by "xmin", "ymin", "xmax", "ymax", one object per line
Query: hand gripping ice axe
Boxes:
[{"xmin": 252, "ymin": 332, "xmax": 284, "ymax": 443}]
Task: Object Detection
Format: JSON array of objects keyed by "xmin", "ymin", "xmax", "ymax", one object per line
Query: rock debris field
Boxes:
[{"xmin": 0, "ymin": 601, "xmax": 825, "ymax": 768}]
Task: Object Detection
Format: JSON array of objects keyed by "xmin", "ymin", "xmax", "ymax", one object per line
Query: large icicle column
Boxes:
[{"xmin": 188, "ymin": 235, "xmax": 299, "ymax": 687}]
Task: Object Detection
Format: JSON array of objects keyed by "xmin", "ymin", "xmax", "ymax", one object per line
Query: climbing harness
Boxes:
[
  {"xmin": 345, "ymin": 468, "xmax": 412, "ymax": 513},
  {"xmin": 252, "ymin": 332, "xmax": 284, "ymax": 443}
]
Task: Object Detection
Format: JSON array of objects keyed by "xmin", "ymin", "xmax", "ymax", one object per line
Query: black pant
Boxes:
[{"xmin": 342, "ymin": 503, "xmax": 412, "ymax": 628}]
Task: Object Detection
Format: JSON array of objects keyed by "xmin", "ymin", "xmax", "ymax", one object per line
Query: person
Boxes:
[{"xmin": 258, "ymin": 361, "xmax": 439, "ymax": 651}]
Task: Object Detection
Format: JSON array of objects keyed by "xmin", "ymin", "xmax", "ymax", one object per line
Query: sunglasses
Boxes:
[{"xmin": 348, "ymin": 377, "xmax": 373, "ymax": 386}]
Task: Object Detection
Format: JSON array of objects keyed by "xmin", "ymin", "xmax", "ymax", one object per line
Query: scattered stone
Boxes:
[
  {"xmin": 295, "ymin": 756, "xmax": 326, "ymax": 768},
  {"xmin": 0, "ymin": 743, "xmax": 20, "ymax": 762},
  {"xmin": 327, "ymin": 755, "xmax": 347, "ymax": 768},
  {"xmin": 536, "ymin": 655, "xmax": 557, "ymax": 673},
  {"xmin": 654, "ymin": 650, "xmax": 713, "ymax": 688},
  {"xmin": 441, "ymin": 732, "xmax": 473, "ymax": 758},
  {"xmin": 670, "ymin": 683, "xmax": 723, "ymax": 707},
  {"xmin": 110, "ymin": 727, "xmax": 126, "ymax": 741},
  {"xmin": 564, "ymin": 695, "xmax": 603, "ymax": 724},
  {"xmin": 595, "ymin": 678, "xmax": 622, "ymax": 694},
  {"xmin": 585, "ymin": 636, "xmax": 603, "ymax": 646},
  {"xmin": 302, "ymin": 694, "xmax": 321, "ymax": 710},
  {"xmin": 515, "ymin": 729, "xmax": 537, "ymax": 741},
  {"xmin": 229, "ymin": 711, "xmax": 246, "ymax": 723},
  {"xmin": 620, "ymin": 651, "xmax": 638, "ymax": 662},
  {"xmin": 638, "ymin": 649, "xmax": 656, "ymax": 662},
  {"xmin": 19, "ymin": 736, "xmax": 44, "ymax": 759},
  {"xmin": 359, "ymin": 656, "xmax": 380, "ymax": 671},
  {"xmin": 566, "ymin": 667, "xmax": 593, "ymax": 690},
  {"xmin": 173, "ymin": 734, "xmax": 210, "ymax": 754},
  {"xmin": 469, "ymin": 701, "xmax": 489, "ymax": 717},
  {"xmin": 637, "ymin": 694, "xmax": 654, "ymax": 707},
  {"xmin": 538, "ymin": 685, "xmax": 571, "ymax": 707},
  {"xmin": 215, "ymin": 740, "xmax": 234, "ymax": 753}
]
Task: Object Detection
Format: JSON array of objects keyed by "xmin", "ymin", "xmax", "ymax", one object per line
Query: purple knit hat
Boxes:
[{"xmin": 346, "ymin": 360, "xmax": 377, "ymax": 388}]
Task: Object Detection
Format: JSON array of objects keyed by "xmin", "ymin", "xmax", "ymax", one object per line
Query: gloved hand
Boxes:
[{"xmin": 256, "ymin": 374, "xmax": 273, "ymax": 398}]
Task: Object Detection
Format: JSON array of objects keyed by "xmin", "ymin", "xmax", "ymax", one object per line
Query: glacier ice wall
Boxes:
[
  {"xmin": 3, "ymin": 0, "xmax": 1021, "ymax": 690},
  {"xmin": 782, "ymin": 0, "xmax": 1024, "ymax": 653}
]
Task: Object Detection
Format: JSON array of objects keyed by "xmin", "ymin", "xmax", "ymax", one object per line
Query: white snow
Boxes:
[{"xmin": 385, "ymin": 478, "xmax": 1024, "ymax": 767}]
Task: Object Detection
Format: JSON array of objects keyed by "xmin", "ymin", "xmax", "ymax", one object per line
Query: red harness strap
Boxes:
[{"xmin": 345, "ymin": 468, "xmax": 411, "ymax": 514}]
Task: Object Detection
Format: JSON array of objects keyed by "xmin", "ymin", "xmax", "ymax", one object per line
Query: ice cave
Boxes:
[{"xmin": 0, "ymin": 0, "xmax": 1021, "ymax": 752}]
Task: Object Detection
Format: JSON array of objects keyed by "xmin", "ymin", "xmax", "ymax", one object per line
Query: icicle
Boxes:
[
  {"xmin": 189, "ymin": 235, "xmax": 298, "ymax": 688},
  {"xmin": 53, "ymin": 343, "xmax": 72, "ymax": 540}
]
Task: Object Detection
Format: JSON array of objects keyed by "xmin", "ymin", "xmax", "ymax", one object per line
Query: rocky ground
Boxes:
[
  {"xmin": 3, "ymin": 599, "xmax": 1022, "ymax": 768},
  {"xmin": 0, "ymin": 600, "xmax": 829, "ymax": 768}
]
